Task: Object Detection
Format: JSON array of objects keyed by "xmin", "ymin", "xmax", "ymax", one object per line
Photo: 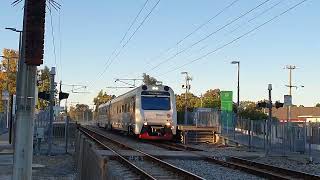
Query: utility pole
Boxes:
[
  {"xmin": 266, "ymin": 84, "xmax": 272, "ymax": 156},
  {"xmin": 47, "ymin": 67, "xmax": 56, "ymax": 155},
  {"xmin": 13, "ymin": 0, "xmax": 46, "ymax": 178},
  {"xmin": 231, "ymin": 61, "xmax": 240, "ymax": 140},
  {"xmin": 285, "ymin": 65, "xmax": 296, "ymax": 150},
  {"xmin": 181, "ymin": 72, "xmax": 192, "ymax": 125}
]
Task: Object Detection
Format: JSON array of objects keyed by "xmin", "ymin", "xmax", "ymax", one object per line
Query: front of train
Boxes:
[{"xmin": 136, "ymin": 85, "xmax": 177, "ymax": 140}]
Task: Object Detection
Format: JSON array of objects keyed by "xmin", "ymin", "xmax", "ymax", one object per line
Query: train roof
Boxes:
[{"xmin": 98, "ymin": 84, "xmax": 173, "ymax": 109}]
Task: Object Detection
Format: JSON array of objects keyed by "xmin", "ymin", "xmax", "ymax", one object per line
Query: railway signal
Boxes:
[
  {"xmin": 38, "ymin": 91, "xmax": 50, "ymax": 101},
  {"xmin": 24, "ymin": 0, "xmax": 46, "ymax": 66},
  {"xmin": 59, "ymin": 92, "xmax": 69, "ymax": 100},
  {"xmin": 275, "ymin": 101, "xmax": 284, "ymax": 109}
]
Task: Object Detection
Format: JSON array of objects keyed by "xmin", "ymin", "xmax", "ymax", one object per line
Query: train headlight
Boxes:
[
  {"xmin": 152, "ymin": 86, "xmax": 159, "ymax": 90},
  {"xmin": 166, "ymin": 122, "xmax": 171, "ymax": 126},
  {"xmin": 144, "ymin": 122, "xmax": 148, "ymax": 126},
  {"xmin": 171, "ymin": 126, "xmax": 175, "ymax": 129}
]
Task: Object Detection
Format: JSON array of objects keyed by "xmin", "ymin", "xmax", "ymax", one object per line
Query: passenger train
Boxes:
[{"xmin": 97, "ymin": 85, "xmax": 177, "ymax": 140}]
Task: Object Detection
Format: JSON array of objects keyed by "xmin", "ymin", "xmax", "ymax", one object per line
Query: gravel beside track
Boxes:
[
  {"xmin": 186, "ymin": 143, "xmax": 320, "ymax": 177},
  {"xmin": 107, "ymin": 160, "xmax": 140, "ymax": 180},
  {"xmin": 253, "ymin": 156, "xmax": 320, "ymax": 176},
  {"xmin": 165, "ymin": 159, "xmax": 264, "ymax": 180}
]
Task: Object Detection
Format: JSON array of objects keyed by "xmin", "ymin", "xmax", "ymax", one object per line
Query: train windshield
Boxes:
[{"xmin": 141, "ymin": 96, "xmax": 171, "ymax": 110}]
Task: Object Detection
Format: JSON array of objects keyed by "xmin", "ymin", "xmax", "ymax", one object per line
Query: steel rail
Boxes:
[
  {"xmin": 228, "ymin": 156, "xmax": 320, "ymax": 180},
  {"xmin": 146, "ymin": 141, "xmax": 320, "ymax": 180},
  {"xmin": 79, "ymin": 126, "xmax": 156, "ymax": 180},
  {"xmin": 80, "ymin": 126, "xmax": 204, "ymax": 180}
]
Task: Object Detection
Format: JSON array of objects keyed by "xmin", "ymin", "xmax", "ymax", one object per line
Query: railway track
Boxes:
[
  {"xmin": 78, "ymin": 126, "xmax": 204, "ymax": 180},
  {"xmin": 147, "ymin": 141, "xmax": 320, "ymax": 180}
]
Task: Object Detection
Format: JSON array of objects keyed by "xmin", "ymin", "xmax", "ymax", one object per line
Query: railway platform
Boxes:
[{"xmin": 177, "ymin": 125, "xmax": 220, "ymax": 144}]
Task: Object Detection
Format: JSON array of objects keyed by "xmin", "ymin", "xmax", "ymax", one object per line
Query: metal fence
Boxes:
[
  {"xmin": 34, "ymin": 110, "xmax": 76, "ymax": 154},
  {"xmin": 221, "ymin": 116, "xmax": 320, "ymax": 157},
  {"xmin": 178, "ymin": 109, "xmax": 221, "ymax": 127},
  {"xmin": 178, "ymin": 109, "xmax": 320, "ymax": 157}
]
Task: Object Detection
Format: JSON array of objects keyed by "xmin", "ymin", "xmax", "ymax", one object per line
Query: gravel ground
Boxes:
[
  {"xmin": 189, "ymin": 143, "xmax": 320, "ymax": 177},
  {"xmin": 165, "ymin": 159, "xmax": 264, "ymax": 180},
  {"xmin": 253, "ymin": 156, "xmax": 320, "ymax": 176},
  {"xmin": 32, "ymin": 154, "xmax": 77, "ymax": 180}
]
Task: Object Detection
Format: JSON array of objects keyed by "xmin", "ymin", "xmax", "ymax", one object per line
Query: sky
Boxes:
[{"xmin": 0, "ymin": 0, "xmax": 319, "ymax": 108}]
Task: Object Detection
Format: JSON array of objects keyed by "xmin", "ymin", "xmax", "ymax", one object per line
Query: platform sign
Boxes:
[
  {"xmin": 2, "ymin": 90, "xmax": 9, "ymax": 100},
  {"xmin": 284, "ymin": 95, "xmax": 292, "ymax": 106},
  {"xmin": 221, "ymin": 91, "xmax": 233, "ymax": 129},
  {"xmin": 221, "ymin": 91, "xmax": 233, "ymax": 112}
]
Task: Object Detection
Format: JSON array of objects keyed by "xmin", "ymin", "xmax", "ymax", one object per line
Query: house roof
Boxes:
[{"xmin": 272, "ymin": 107, "xmax": 320, "ymax": 120}]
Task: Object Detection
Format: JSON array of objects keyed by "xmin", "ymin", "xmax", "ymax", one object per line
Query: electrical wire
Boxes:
[
  {"xmin": 145, "ymin": 0, "xmax": 271, "ymax": 73},
  {"xmin": 48, "ymin": 4, "xmax": 59, "ymax": 79},
  {"xmin": 98, "ymin": 0, "xmax": 150, "ymax": 77},
  {"xmin": 88, "ymin": 0, "xmax": 160, "ymax": 90},
  {"xmin": 100, "ymin": 0, "xmax": 161, "ymax": 77},
  {"xmin": 155, "ymin": 0, "xmax": 308, "ymax": 79},
  {"xmin": 122, "ymin": 0, "xmax": 240, "ymax": 78}
]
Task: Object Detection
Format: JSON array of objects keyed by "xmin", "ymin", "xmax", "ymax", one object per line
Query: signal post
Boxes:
[{"xmin": 13, "ymin": 0, "xmax": 46, "ymax": 180}]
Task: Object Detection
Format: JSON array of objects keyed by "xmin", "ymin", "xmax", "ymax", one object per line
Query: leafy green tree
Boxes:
[
  {"xmin": 202, "ymin": 89, "xmax": 220, "ymax": 109},
  {"xmin": 175, "ymin": 93, "xmax": 200, "ymax": 112},
  {"xmin": 68, "ymin": 104, "xmax": 93, "ymax": 121},
  {"xmin": 93, "ymin": 90, "xmax": 115, "ymax": 111},
  {"xmin": 142, "ymin": 73, "xmax": 158, "ymax": 85},
  {"xmin": 239, "ymin": 101, "xmax": 268, "ymax": 120},
  {"xmin": 316, "ymin": 103, "xmax": 320, "ymax": 107}
]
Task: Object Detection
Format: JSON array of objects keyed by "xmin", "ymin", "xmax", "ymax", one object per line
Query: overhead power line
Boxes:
[
  {"xmin": 101, "ymin": 0, "xmax": 150, "ymax": 76},
  {"xmin": 122, "ymin": 0, "xmax": 239, "ymax": 78},
  {"xmin": 146, "ymin": 0, "xmax": 271, "ymax": 73},
  {"xmin": 88, "ymin": 0, "xmax": 161, "ymax": 90},
  {"xmin": 155, "ymin": 0, "xmax": 308, "ymax": 78},
  {"xmin": 47, "ymin": 3, "xmax": 59, "ymax": 79},
  {"xmin": 100, "ymin": 0, "xmax": 161, "ymax": 76}
]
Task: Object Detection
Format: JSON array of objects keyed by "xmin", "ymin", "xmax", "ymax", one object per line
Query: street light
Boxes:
[
  {"xmin": 230, "ymin": 61, "xmax": 240, "ymax": 108},
  {"xmin": 231, "ymin": 61, "xmax": 240, "ymax": 139},
  {"xmin": 5, "ymin": 27, "xmax": 22, "ymax": 33}
]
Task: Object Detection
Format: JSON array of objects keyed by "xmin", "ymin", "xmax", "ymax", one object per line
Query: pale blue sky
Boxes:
[{"xmin": 0, "ymin": 0, "xmax": 319, "ymax": 108}]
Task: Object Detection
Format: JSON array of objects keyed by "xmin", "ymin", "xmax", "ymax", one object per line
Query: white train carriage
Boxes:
[{"xmin": 97, "ymin": 85, "xmax": 177, "ymax": 140}]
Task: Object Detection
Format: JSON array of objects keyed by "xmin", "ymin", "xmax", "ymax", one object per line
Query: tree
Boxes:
[
  {"xmin": 239, "ymin": 101, "xmax": 268, "ymax": 120},
  {"xmin": 37, "ymin": 66, "xmax": 51, "ymax": 110},
  {"xmin": 0, "ymin": 48, "xmax": 18, "ymax": 95},
  {"xmin": 93, "ymin": 90, "xmax": 115, "ymax": 111},
  {"xmin": 142, "ymin": 73, "xmax": 158, "ymax": 85},
  {"xmin": 68, "ymin": 104, "xmax": 93, "ymax": 121},
  {"xmin": 316, "ymin": 103, "xmax": 320, "ymax": 107},
  {"xmin": 175, "ymin": 93, "xmax": 200, "ymax": 112},
  {"xmin": 201, "ymin": 89, "xmax": 220, "ymax": 109}
]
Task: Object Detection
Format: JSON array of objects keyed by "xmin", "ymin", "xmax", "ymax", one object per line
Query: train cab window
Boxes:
[{"xmin": 141, "ymin": 96, "xmax": 171, "ymax": 110}]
